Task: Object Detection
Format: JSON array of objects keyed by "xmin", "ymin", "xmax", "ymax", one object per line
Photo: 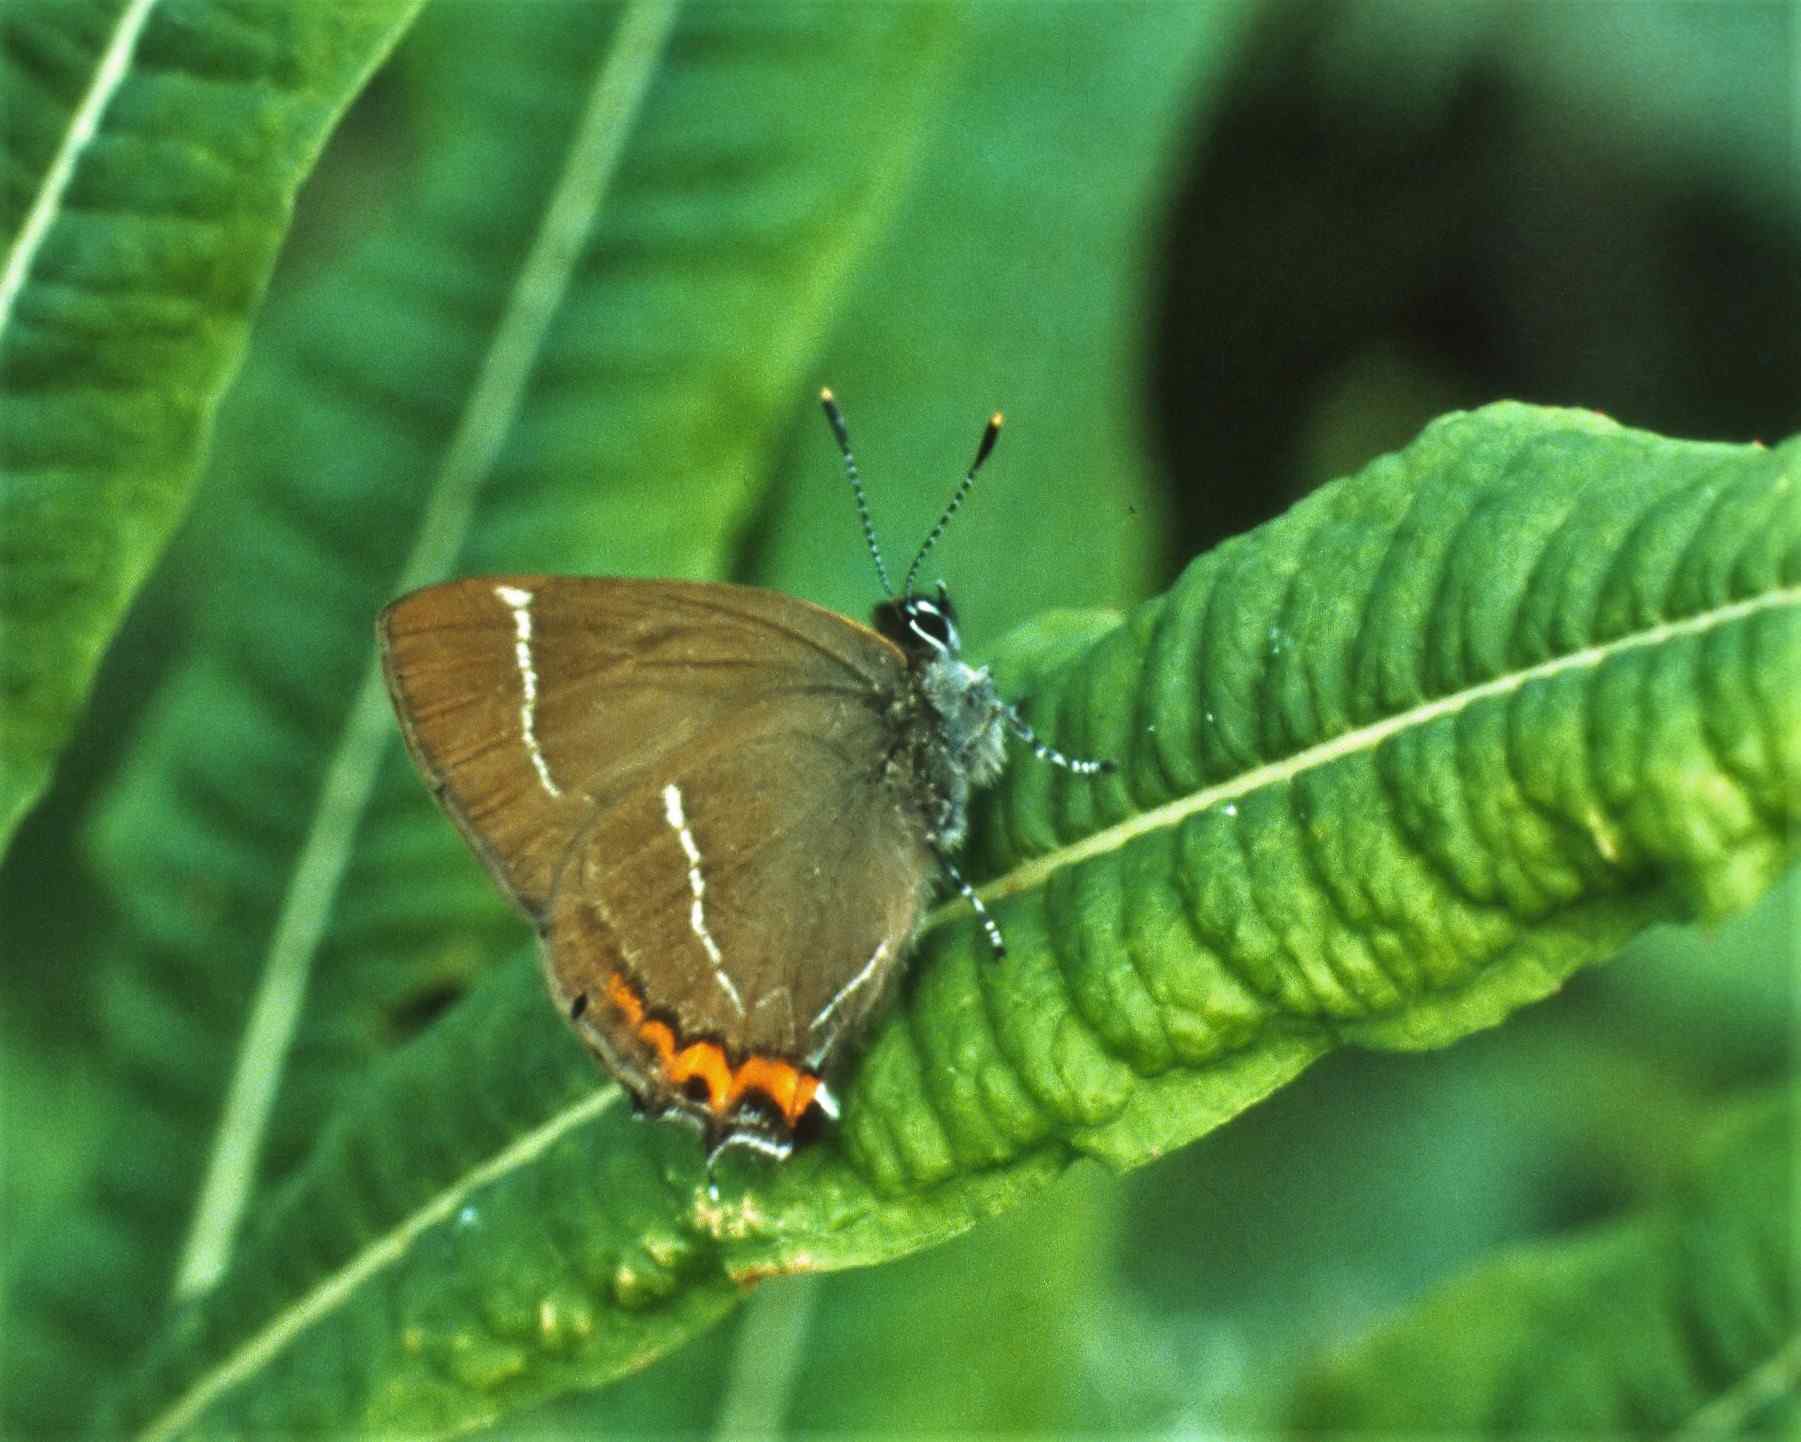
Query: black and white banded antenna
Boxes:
[
  {"xmin": 820, "ymin": 388, "xmax": 894, "ymax": 598},
  {"xmin": 902, "ymin": 410, "xmax": 1003, "ymax": 599}
]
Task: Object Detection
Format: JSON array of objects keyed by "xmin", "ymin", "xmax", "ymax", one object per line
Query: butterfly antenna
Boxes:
[
  {"xmin": 902, "ymin": 410, "xmax": 1003, "ymax": 598},
  {"xmin": 820, "ymin": 388, "xmax": 893, "ymax": 598}
]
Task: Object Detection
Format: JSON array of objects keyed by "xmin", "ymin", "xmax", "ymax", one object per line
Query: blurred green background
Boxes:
[{"xmin": 4, "ymin": 0, "xmax": 1795, "ymax": 1433}]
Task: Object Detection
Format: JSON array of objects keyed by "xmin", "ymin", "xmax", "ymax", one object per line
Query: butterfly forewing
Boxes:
[
  {"xmin": 380, "ymin": 577, "xmax": 584, "ymax": 918},
  {"xmin": 379, "ymin": 576, "xmax": 912, "ymax": 913}
]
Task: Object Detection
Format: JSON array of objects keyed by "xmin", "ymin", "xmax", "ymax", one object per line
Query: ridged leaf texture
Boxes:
[
  {"xmin": 8, "ymin": 0, "xmax": 1791, "ymax": 1433},
  {"xmin": 0, "ymin": 0, "xmax": 426, "ymax": 851},
  {"xmin": 97, "ymin": 403, "xmax": 1800, "ymax": 1434}
]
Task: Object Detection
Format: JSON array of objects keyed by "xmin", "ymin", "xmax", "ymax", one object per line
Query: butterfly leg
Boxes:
[
  {"xmin": 1001, "ymin": 703, "xmax": 1115, "ymax": 775},
  {"xmin": 936, "ymin": 850, "xmax": 1006, "ymax": 959}
]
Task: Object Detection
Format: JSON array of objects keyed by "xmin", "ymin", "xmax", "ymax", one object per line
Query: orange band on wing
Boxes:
[{"xmin": 605, "ymin": 971, "xmax": 821, "ymax": 1126}]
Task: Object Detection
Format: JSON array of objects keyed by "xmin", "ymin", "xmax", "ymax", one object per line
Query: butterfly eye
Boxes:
[{"xmin": 903, "ymin": 596, "xmax": 959, "ymax": 655}]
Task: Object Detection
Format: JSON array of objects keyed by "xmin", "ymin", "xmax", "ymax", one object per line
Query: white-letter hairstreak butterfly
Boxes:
[{"xmin": 377, "ymin": 391, "xmax": 1113, "ymax": 1163}]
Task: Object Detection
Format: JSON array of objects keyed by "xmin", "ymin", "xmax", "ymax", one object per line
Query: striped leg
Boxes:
[
  {"xmin": 936, "ymin": 851, "xmax": 1007, "ymax": 959},
  {"xmin": 1003, "ymin": 704, "xmax": 1115, "ymax": 775}
]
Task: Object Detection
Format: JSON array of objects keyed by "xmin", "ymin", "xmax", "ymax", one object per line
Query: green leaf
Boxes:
[
  {"xmin": 1285, "ymin": 1088, "xmax": 1797, "ymax": 1433},
  {"xmin": 7, "ymin": 2, "xmax": 965, "ymax": 1433},
  {"xmin": 102, "ymin": 404, "xmax": 1799, "ymax": 1434},
  {"xmin": 0, "ymin": 0, "xmax": 427, "ymax": 854},
  {"xmin": 855, "ymin": 403, "xmax": 1800, "ymax": 1184}
]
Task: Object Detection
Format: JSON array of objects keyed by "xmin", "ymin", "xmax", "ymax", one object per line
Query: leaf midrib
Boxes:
[
  {"xmin": 972, "ymin": 586, "xmax": 1800, "ymax": 914},
  {"xmin": 139, "ymin": 1089, "xmax": 625, "ymax": 1441},
  {"xmin": 168, "ymin": 0, "xmax": 683, "ymax": 1302},
  {"xmin": 136, "ymin": 584, "xmax": 1797, "ymax": 1436},
  {"xmin": 0, "ymin": 0, "xmax": 160, "ymax": 338}
]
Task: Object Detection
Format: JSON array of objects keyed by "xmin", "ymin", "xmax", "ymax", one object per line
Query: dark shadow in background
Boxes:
[{"xmin": 1151, "ymin": 0, "xmax": 1801, "ymax": 575}]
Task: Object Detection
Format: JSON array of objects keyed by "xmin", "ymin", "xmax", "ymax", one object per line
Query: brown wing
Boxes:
[
  {"xmin": 544, "ymin": 691, "xmax": 932, "ymax": 1094},
  {"xmin": 379, "ymin": 577, "xmax": 931, "ymax": 1119},
  {"xmin": 378, "ymin": 575, "xmax": 917, "ymax": 919}
]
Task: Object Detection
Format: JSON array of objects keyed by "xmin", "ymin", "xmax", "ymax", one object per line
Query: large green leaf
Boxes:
[
  {"xmin": 6, "ymin": 2, "xmax": 962, "ymax": 1432},
  {"xmin": 1286, "ymin": 1088, "xmax": 1796, "ymax": 1433},
  {"xmin": 103, "ymin": 405, "xmax": 1800, "ymax": 1434},
  {"xmin": 0, "ymin": 0, "xmax": 427, "ymax": 853}
]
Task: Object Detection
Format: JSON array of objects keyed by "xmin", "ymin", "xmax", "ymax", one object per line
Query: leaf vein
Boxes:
[
  {"xmin": 0, "ymin": 0, "xmax": 162, "ymax": 342},
  {"xmin": 970, "ymin": 588, "xmax": 1801, "ymax": 920}
]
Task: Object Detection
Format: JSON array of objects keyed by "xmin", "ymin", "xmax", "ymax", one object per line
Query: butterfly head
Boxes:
[{"xmin": 873, "ymin": 584, "xmax": 962, "ymax": 666}]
